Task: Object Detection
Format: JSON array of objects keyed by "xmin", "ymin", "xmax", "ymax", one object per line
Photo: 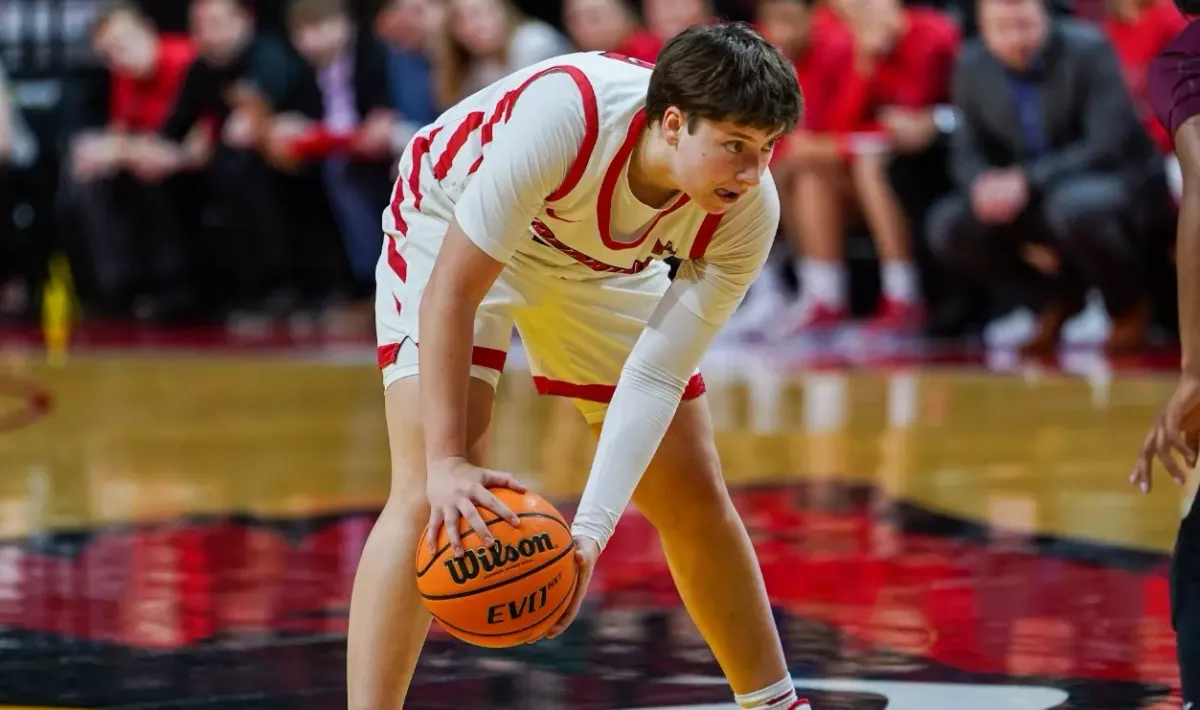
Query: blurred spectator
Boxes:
[
  {"xmin": 749, "ymin": 0, "xmax": 958, "ymax": 336},
  {"xmin": 134, "ymin": 0, "xmax": 349, "ymax": 321},
  {"xmin": 928, "ymin": 0, "xmax": 1171, "ymax": 354},
  {"xmin": 374, "ymin": 0, "xmax": 440, "ymax": 148},
  {"xmin": 68, "ymin": 1, "xmax": 197, "ymax": 321},
  {"xmin": 432, "ymin": 0, "xmax": 572, "ymax": 106},
  {"xmin": 0, "ymin": 57, "xmax": 38, "ymax": 319},
  {"xmin": 272, "ymin": 0, "xmax": 395, "ymax": 313},
  {"xmin": 1102, "ymin": 0, "xmax": 1186, "ymax": 161},
  {"xmin": 643, "ymin": 0, "xmax": 715, "ymax": 42},
  {"xmin": 563, "ymin": 0, "xmax": 662, "ymax": 63}
]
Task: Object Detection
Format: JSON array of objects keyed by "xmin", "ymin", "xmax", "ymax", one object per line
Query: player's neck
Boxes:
[{"xmin": 627, "ymin": 123, "xmax": 683, "ymax": 210}]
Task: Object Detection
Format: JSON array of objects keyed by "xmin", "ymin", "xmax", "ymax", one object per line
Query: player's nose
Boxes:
[{"xmin": 736, "ymin": 155, "xmax": 764, "ymax": 187}]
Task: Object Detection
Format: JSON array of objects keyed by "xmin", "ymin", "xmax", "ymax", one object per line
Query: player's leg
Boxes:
[
  {"xmin": 346, "ymin": 373, "xmax": 498, "ymax": 710},
  {"xmin": 1173, "ymin": 505, "xmax": 1200, "ymax": 708},
  {"xmin": 348, "ymin": 192, "xmax": 516, "ymax": 708},
  {"xmin": 515, "ymin": 264, "xmax": 801, "ymax": 708},
  {"xmin": 586, "ymin": 399, "xmax": 802, "ymax": 709}
]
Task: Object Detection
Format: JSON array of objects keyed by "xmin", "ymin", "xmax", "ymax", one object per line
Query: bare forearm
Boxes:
[
  {"xmin": 1179, "ymin": 187, "xmax": 1200, "ymax": 376},
  {"xmin": 418, "ymin": 281, "xmax": 478, "ymax": 464}
]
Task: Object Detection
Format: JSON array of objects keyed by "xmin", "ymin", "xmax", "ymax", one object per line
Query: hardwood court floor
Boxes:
[{"xmin": 0, "ymin": 328, "xmax": 1190, "ymax": 709}]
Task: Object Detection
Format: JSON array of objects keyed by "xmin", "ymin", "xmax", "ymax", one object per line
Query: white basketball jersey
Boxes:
[{"xmin": 382, "ymin": 51, "xmax": 727, "ymax": 277}]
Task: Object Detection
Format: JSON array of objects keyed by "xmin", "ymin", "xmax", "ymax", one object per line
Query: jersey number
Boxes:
[{"xmin": 600, "ymin": 51, "xmax": 655, "ymax": 69}]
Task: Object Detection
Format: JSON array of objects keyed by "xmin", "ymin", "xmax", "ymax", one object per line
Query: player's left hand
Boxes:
[
  {"xmin": 543, "ymin": 535, "xmax": 601, "ymax": 640},
  {"xmin": 1131, "ymin": 372, "xmax": 1200, "ymax": 492}
]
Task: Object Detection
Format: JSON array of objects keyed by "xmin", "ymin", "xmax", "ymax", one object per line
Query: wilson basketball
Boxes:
[{"xmin": 415, "ymin": 488, "xmax": 578, "ymax": 647}]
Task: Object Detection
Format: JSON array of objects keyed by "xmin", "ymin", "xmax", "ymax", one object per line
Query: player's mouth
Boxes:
[{"xmin": 715, "ymin": 188, "xmax": 742, "ymax": 204}]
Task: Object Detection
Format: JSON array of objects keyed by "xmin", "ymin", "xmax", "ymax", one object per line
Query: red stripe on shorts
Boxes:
[
  {"xmin": 530, "ymin": 373, "xmax": 706, "ymax": 403},
  {"xmin": 376, "ymin": 343, "xmax": 508, "ymax": 373}
]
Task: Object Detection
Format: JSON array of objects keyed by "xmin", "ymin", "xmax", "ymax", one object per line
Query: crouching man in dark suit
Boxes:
[{"xmin": 927, "ymin": 0, "xmax": 1172, "ymax": 354}]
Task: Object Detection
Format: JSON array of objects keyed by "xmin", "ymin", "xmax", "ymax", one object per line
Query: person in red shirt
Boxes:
[
  {"xmin": 1103, "ymin": 0, "xmax": 1188, "ymax": 155},
  {"xmin": 739, "ymin": 0, "xmax": 959, "ymax": 337},
  {"xmin": 69, "ymin": 1, "xmax": 199, "ymax": 322},
  {"xmin": 563, "ymin": 0, "xmax": 663, "ymax": 63}
]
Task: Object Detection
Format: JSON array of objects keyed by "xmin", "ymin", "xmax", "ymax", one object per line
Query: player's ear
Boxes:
[{"xmin": 661, "ymin": 107, "xmax": 685, "ymax": 147}]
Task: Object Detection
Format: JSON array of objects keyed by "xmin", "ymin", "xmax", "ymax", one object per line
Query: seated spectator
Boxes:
[
  {"xmin": 1103, "ymin": 0, "xmax": 1187, "ymax": 174},
  {"xmin": 133, "ymin": 0, "xmax": 356, "ymax": 323},
  {"xmin": 70, "ymin": 1, "xmax": 197, "ymax": 321},
  {"xmin": 374, "ymin": 0, "xmax": 440, "ymax": 149},
  {"xmin": 0, "ymin": 58, "xmax": 38, "ymax": 321},
  {"xmin": 271, "ymin": 0, "xmax": 396, "ymax": 323},
  {"xmin": 563, "ymin": 0, "xmax": 662, "ymax": 63},
  {"xmin": 927, "ymin": 0, "xmax": 1171, "ymax": 354},
  {"xmin": 643, "ymin": 0, "xmax": 715, "ymax": 42},
  {"xmin": 432, "ymin": 0, "xmax": 572, "ymax": 106},
  {"xmin": 751, "ymin": 0, "xmax": 958, "ymax": 336}
]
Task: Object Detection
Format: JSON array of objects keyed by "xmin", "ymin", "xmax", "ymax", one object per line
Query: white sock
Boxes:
[
  {"xmin": 798, "ymin": 259, "xmax": 845, "ymax": 307},
  {"xmin": 881, "ymin": 260, "xmax": 919, "ymax": 303},
  {"xmin": 735, "ymin": 676, "xmax": 802, "ymax": 709}
]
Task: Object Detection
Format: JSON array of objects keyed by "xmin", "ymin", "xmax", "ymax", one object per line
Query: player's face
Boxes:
[{"xmin": 663, "ymin": 109, "xmax": 780, "ymax": 214}]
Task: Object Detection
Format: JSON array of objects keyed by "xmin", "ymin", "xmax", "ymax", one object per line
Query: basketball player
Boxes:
[
  {"xmin": 1141, "ymin": 13, "xmax": 1200, "ymax": 708},
  {"xmin": 349, "ymin": 22, "xmax": 808, "ymax": 710}
]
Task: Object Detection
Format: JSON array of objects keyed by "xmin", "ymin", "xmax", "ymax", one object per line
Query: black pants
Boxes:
[
  {"xmin": 1173, "ymin": 505, "xmax": 1200, "ymax": 705},
  {"xmin": 926, "ymin": 173, "xmax": 1154, "ymax": 316},
  {"xmin": 70, "ymin": 171, "xmax": 195, "ymax": 311},
  {"xmin": 207, "ymin": 147, "xmax": 349, "ymax": 310}
]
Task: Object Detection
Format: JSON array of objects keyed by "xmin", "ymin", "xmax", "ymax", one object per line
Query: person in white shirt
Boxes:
[{"xmin": 352, "ymin": 23, "xmax": 808, "ymax": 710}]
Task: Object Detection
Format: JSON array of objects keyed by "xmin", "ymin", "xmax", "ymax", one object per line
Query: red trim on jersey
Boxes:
[
  {"xmin": 376, "ymin": 343, "xmax": 508, "ymax": 372},
  {"xmin": 407, "ymin": 127, "xmax": 440, "ymax": 212},
  {"xmin": 387, "ymin": 178, "xmax": 408, "ymax": 236},
  {"xmin": 531, "ymin": 372, "xmax": 706, "ymax": 404},
  {"xmin": 394, "ymin": 295, "xmax": 402, "ymax": 315},
  {"xmin": 688, "ymin": 212, "xmax": 724, "ymax": 259},
  {"xmin": 596, "ymin": 108, "xmax": 690, "ymax": 251},
  {"xmin": 543, "ymin": 66, "xmax": 598, "ymax": 201},
  {"xmin": 385, "ymin": 234, "xmax": 407, "ymax": 282},
  {"xmin": 434, "ymin": 112, "xmax": 484, "ymax": 180}
]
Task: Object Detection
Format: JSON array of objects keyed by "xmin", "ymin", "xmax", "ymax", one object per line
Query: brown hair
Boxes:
[
  {"xmin": 90, "ymin": 0, "xmax": 149, "ymax": 40},
  {"xmin": 646, "ymin": 21, "xmax": 803, "ymax": 134},
  {"xmin": 286, "ymin": 0, "xmax": 347, "ymax": 27}
]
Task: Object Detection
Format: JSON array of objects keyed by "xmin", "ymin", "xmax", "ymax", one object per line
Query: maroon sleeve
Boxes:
[{"xmin": 1148, "ymin": 20, "xmax": 1200, "ymax": 140}]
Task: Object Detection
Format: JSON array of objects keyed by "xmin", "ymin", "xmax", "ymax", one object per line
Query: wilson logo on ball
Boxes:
[{"xmin": 444, "ymin": 533, "xmax": 558, "ymax": 584}]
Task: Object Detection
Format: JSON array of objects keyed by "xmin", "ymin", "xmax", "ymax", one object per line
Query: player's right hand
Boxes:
[
  {"xmin": 425, "ymin": 458, "xmax": 526, "ymax": 558},
  {"xmin": 1131, "ymin": 373, "xmax": 1200, "ymax": 492}
]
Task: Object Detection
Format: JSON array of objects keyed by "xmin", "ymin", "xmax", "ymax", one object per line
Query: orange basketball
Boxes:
[{"xmin": 415, "ymin": 488, "xmax": 578, "ymax": 647}]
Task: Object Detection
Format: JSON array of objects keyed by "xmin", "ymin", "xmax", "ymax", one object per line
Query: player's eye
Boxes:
[
  {"xmin": 726, "ymin": 141, "xmax": 744, "ymax": 153},
  {"xmin": 762, "ymin": 141, "xmax": 776, "ymax": 153}
]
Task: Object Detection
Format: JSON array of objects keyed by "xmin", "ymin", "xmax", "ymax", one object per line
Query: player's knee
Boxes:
[{"xmin": 637, "ymin": 461, "xmax": 737, "ymax": 536}]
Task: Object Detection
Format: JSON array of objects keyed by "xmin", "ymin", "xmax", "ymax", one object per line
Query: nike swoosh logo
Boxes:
[{"xmin": 623, "ymin": 676, "xmax": 1070, "ymax": 710}]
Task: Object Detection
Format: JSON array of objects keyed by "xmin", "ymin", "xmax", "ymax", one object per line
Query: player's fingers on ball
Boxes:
[
  {"xmin": 484, "ymin": 469, "xmax": 528, "ymax": 493},
  {"xmin": 425, "ymin": 510, "xmax": 443, "ymax": 553},
  {"xmin": 474, "ymin": 485, "xmax": 520, "ymax": 526},
  {"xmin": 443, "ymin": 508, "xmax": 465, "ymax": 556},
  {"xmin": 458, "ymin": 498, "xmax": 493, "ymax": 546}
]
